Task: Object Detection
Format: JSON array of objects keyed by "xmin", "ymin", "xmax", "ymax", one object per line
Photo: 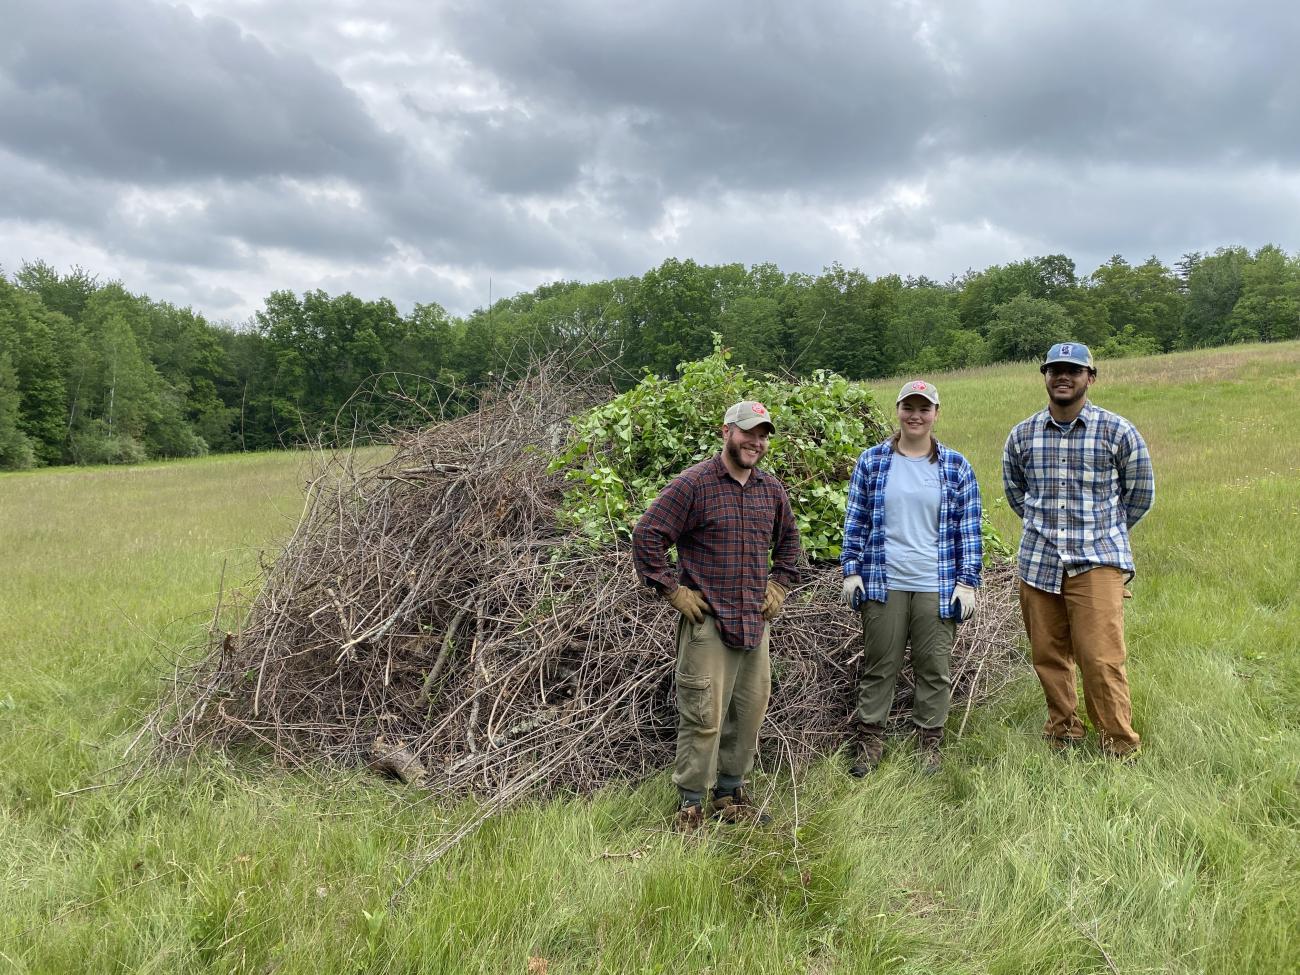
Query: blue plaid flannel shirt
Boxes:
[
  {"xmin": 1002, "ymin": 402, "xmax": 1155, "ymax": 593},
  {"xmin": 840, "ymin": 440, "xmax": 983, "ymax": 619}
]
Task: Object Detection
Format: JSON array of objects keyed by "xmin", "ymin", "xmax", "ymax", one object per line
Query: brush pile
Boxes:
[{"xmin": 159, "ymin": 364, "xmax": 1025, "ymax": 800}]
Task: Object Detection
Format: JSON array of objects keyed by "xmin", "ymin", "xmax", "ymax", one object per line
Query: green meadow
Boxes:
[{"xmin": 1, "ymin": 343, "xmax": 1297, "ymax": 974}]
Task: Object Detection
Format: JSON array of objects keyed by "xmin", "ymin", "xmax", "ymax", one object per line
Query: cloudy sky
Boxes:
[{"xmin": 3, "ymin": 0, "xmax": 1297, "ymax": 323}]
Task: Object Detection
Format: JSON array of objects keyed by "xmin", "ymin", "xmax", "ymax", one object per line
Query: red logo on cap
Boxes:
[
  {"xmin": 752, "ymin": 403, "xmax": 767, "ymax": 415},
  {"xmin": 912, "ymin": 382, "xmax": 927, "ymax": 390}
]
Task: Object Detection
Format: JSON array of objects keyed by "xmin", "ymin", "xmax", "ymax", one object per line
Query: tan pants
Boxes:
[
  {"xmin": 672, "ymin": 614, "xmax": 771, "ymax": 797},
  {"xmin": 1019, "ymin": 567, "xmax": 1140, "ymax": 754}
]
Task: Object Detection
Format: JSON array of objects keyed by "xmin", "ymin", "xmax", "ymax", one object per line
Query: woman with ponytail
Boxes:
[{"xmin": 840, "ymin": 380, "xmax": 983, "ymax": 776}]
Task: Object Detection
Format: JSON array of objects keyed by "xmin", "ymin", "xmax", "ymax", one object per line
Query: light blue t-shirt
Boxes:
[{"xmin": 884, "ymin": 453, "xmax": 941, "ymax": 592}]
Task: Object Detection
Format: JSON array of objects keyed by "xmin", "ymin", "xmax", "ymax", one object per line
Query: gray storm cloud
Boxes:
[
  {"xmin": 0, "ymin": 0, "xmax": 398, "ymax": 184},
  {"xmin": 1, "ymin": 0, "xmax": 1296, "ymax": 319}
]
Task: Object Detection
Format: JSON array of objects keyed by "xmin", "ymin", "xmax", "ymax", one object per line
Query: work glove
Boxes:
[
  {"xmin": 667, "ymin": 585, "xmax": 707, "ymax": 625},
  {"xmin": 951, "ymin": 583, "xmax": 977, "ymax": 622},
  {"xmin": 841, "ymin": 575, "xmax": 865, "ymax": 610},
  {"xmin": 761, "ymin": 580, "xmax": 788, "ymax": 620}
]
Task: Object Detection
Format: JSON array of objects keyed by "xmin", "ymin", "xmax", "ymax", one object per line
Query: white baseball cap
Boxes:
[
  {"xmin": 723, "ymin": 400, "xmax": 775, "ymax": 432},
  {"xmin": 896, "ymin": 379, "xmax": 939, "ymax": 405}
]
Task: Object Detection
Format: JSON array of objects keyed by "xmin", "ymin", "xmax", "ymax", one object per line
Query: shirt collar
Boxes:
[
  {"xmin": 712, "ymin": 453, "xmax": 766, "ymax": 484},
  {"xmin": 1039, "ymin": 400, "xmax": 1096, "ymax": 431}
]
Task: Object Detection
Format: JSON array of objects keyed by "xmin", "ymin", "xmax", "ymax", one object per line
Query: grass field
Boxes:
[{"xmin": 2, "ymin": 343, "xmax": 1297, "ymax": 974}]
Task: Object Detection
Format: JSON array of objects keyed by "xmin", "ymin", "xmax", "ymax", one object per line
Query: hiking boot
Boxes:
[
  {"xmin": 673, "ymin": 801, "xmax": 705, "ymax": 832},
  {"xmin": 1046, "ymin": 735, "xmax": 1085, "ymax": 754},
  {"xmin": 1100, "ymin": 738, "xmax": 1141, "ymax": 764},
  {"xmin": 849, "ymin": 724, "xmax": 886, "ymax": 778},
  {"xmin": 710, "ymin": 787, "xmax": 772, "ymax": 825},
  {"xmin": 917, "ymin": 728, "xmax": 943, "ymax": 776}
]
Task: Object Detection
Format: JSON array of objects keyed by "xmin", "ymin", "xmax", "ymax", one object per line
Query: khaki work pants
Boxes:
[
  {"xmin": 855, "ymin": 590, "xmax": 955, "ymax": 730},
  {"xmin": 672, "ymin": 614, "xmax": 771, "ymax": 798},
  {"xmin": 1019, "ymin": 567, "xmax": 1140, "ymax": 754}
]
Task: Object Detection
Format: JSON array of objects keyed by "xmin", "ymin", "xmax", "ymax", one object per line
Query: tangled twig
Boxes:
[{"xmin": 156, "ymin": 366, "xmax": 1026, "ymax": 805}]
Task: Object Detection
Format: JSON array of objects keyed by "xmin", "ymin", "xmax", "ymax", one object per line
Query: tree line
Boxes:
[{"xmin": 1, "ymin": 245, "xmax": 1298, "ymax": 470}]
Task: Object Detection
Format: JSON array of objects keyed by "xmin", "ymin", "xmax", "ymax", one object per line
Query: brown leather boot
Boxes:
[
  {"xmin": 917, "ymin": 727, "xmax": 943, "ymax": 776},
  {"xmin": 1046, "ymin": 734, "xmax": 1085, "ymax": 754},
  {"xmin": 673, "ymin": 801, "xmax": 705, "ymax": 832},
  {"xmin": 1100, "ymin": 733, "xmax": 1142, "ymax": 763},
  {"xmin": 710, "ymin": 787, "xmax": 772, "ymax": 825},
  {"xmin": 849, "ymin": 724, "xmax": 886, "ymax": 777}
]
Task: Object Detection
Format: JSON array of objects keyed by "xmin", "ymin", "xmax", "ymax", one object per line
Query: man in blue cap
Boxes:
[{"xmin": 1002, "ymin": 343, "xmax": 1155, "ymax": 759}]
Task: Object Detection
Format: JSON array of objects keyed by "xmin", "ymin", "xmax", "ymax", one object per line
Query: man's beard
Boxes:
[
  {"xmin": 1050, "ymin": 385, "xmax": 1086, "ymax": 408},
  {"xmin": 725, "ymin": 438, "xmax": 759, "ymax": 469}
]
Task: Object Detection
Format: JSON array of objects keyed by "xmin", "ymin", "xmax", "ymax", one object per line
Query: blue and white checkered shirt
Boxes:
[
  {"xmin": 841, "ymin": 440, "xmax": 983, "ymax": 619},
  {"xmin": 1002, "ymin": 401, "xmax": 1155, "ymax": 594}
]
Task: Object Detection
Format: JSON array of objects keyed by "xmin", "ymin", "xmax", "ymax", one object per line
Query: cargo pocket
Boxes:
[{"xmin": 675, "ymin": 672, "xmax": 714, "ymax": 730}]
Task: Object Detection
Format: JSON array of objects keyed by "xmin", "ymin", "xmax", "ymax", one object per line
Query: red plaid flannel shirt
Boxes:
[{"xmin": 632, "ymin": 455, "xmax": 802, "ymax": 649}]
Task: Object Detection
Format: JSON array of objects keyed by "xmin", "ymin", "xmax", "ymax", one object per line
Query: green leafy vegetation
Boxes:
[
  {"xmin": 552, "ymin": 341, "xmax": 890, "ymax": 561},
  {"xmin": 554, "ymin": 341, "xmax": 1014, "ymax": 563}
]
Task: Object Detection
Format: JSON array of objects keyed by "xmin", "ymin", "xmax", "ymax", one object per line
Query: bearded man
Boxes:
[
  {"xmin": 632, "ymin": 400, "xmax": 803, "ymax": 830},
  {"xmin": 1003, "ymin": 343, "xmax": 1155, "ymax": 759}
]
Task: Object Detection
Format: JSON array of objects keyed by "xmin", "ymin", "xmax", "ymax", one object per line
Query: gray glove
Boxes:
[
  {"xmin": 952, "ymin": 583, "xmax": 977, "ymax": 622},
  {"xmin": 841, "ymin": 575, "xmax": 865, "ymax": 610}
]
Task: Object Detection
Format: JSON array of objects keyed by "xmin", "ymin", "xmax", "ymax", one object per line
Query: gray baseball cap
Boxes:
[
  {"xmin": 1040, "ymin": 342, "xmax": 1095, "ymax": 372},
  {"xmin": 723, "ymin": 400, "xmax": 775, "ymax": 432},
  {"xmin": 896, "ymin": 379, "xmax": 939, "ymax": 405}
]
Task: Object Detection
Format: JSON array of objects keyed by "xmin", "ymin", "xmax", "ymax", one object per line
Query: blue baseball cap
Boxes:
[{"xmin": 1040, "ymin": 342, "xmax": 1095, "ymax": 373}]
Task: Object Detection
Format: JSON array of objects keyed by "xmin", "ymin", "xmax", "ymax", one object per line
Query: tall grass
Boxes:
[{"xmin": 1, "ymin": 344, "xmax": 1297, "ymax": 973}]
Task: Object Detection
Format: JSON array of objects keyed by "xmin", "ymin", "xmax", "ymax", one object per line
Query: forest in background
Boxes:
[{"xmin": 1, "ymin": 244, "xmax": 1298, "ymax": 470}]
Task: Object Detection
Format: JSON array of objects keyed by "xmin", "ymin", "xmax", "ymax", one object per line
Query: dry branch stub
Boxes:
[{"xmin": 158, "ymin": 369, "xmax": 1025, "ymax": 799}]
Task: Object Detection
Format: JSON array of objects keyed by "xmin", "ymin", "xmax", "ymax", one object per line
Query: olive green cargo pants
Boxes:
[
  {"xmin": 672, "ymin": 614, "xmax": 771, "ymax": 798},
  {"xmin": 855, "ymin": 590, "xmax": 955, "ymax": 730}
]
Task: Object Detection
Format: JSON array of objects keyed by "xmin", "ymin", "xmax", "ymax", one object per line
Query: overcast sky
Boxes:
[{"xmin": 3, "ymin": 0, "xmax": 1298, "ymax": 323}]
